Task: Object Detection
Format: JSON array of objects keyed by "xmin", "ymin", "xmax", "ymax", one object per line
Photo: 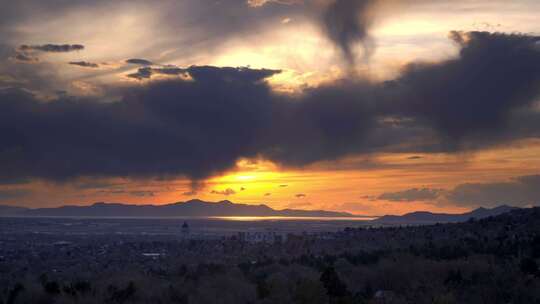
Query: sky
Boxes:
[{"xmin": 1, "ymin": 0, "xmax": 540, "ymax": 215}]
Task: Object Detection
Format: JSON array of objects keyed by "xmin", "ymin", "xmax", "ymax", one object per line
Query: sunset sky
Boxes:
[{"xmin": 1, "ymin": 0, "xmax": 540, "ymax": 215}]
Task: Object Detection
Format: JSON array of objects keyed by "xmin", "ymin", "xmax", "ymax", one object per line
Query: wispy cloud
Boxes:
[
  {"xmin": 19, "ymin": 44, "xmax": 84, "ymax": 53},
  {"xmin": 69, "ymin": 61, "xmax": 99, "ymax": 68},
  {"xmin": 211, "ymin": 188, "xmax": 236, "ymax": 196}
]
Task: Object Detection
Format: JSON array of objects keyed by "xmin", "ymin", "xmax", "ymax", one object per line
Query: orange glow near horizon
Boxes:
[{"xmin": 3, "ymin": 139, "xmax": 540, "ymax": 215}]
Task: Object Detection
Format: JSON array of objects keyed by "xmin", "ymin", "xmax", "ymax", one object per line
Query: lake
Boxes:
[{"xmin": 0, "ymin": 216, "xmax": 376, "ymax": 238}]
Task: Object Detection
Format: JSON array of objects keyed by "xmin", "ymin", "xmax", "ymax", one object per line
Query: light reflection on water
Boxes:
[
  {"xmin": 1, "ymin": 216, "xmax": 378, "ymax": 237},
  {"xmin": 210, "ymin": 216, "xmax": 376, "ymax": 221}
]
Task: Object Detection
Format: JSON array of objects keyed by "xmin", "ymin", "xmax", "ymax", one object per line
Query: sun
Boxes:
[{"xmin": 212, "ymin": 170, "xmax": 284, "ymax": 185}]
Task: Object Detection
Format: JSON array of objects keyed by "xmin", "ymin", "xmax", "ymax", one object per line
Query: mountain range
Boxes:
[
  {"xmin": 0, "ymin": 200, "xmax": 518, "ymax": 223},
  {"xmin": 373, "ymin": 205, "xmax": 518, "ymax": 224},
  {"xmin": 0, "ymin": 199, "xmax": 354, "ymax": 218}
]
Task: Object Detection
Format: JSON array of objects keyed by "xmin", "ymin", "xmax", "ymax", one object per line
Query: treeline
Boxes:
[{"xmin": 2, "ymin": 252, "xmax": 538, "ymax": 303}]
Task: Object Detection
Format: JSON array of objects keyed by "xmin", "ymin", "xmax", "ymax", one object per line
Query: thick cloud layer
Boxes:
[
  {"xmin": 0, "ymin": 66, "xmax": 278, "ymax": 182},
  {"xmin": 0, "ymin": 32, "xmax": 539, "ymax": 185},
  {"xmin": 389, "ymin": 31, "xmax": 540, "ymax": 146}
]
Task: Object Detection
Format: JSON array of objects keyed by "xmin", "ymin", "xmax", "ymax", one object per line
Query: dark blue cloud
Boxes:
[
  {"xmin": 389, "ymin": 31, "xmax": 540, "ymax": 145},
  {"xmin": 0, "ymin": 66, "xmax": 278, "ymax": 182},
  {"xmin": 0, "ymin": 32, "xmax": 539, "ymax": 186},
  {"xmin": 126, "ymin": 59, "xmax": 154, "ymax": 66},
  {"xmin": 322, "ymin": 0, "xmax": 375, "ymax": 64},
  {"xmin": 19, "ymin": 44, "xmax": 84, "ymax": 53},
  {"xmin": 69, "ymin": 61, "xmax": 99, "ymax": 68}
]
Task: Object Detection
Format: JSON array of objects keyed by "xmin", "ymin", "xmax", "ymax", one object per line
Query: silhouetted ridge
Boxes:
[
  {"xmin": 374, "ymin": 205, "xmax": 518, "ymax": 224},
  {"xmin": 0, "ymin": 200, "xmax": 352, "ymax": 217}
]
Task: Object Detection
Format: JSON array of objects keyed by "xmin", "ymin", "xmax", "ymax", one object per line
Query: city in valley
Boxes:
[{"xmin": 1, "ymin": 205, "xmax": 540, "ymax": 303}]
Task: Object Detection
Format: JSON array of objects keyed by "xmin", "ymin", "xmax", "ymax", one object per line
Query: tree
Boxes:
[
  {"xmin": 6, "ymin": 283, "xmax": 25, "ymax": 304},
  {"xmin": 107, "ymin": 281, "xmax": 137, "ymax": 304},
  {"xmin": 520, "ymin": 257, "xmax": 539, "ymax": 276},
  {"xmin": 320, "ymin": 267, "xmax": 350, "ymax": 300},
  {"xmin": 43, "ymin": 281, "xmax": 60, "ymax": 295},
  {"xmin": 256, "ymin": 277, "xmax": 270, "ymax": 299},
  {"xmin": 293, "ymin": 278, "xmax": 327, "ymax": 304}
]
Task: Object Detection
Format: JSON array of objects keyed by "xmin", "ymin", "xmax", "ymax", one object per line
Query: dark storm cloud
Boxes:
[
  {"xmin": 322, "ymin": 0, "xmax": 375, "ymax": 64},
  {"xmin": 69, "ymin": 61, "xmax": 99, "ymax": 68},
  {"xmin": 388, "ymin": 31, "xmax": 540, "ymax": 146},
  {"xmin": 0, "ymin": 66, "xmax": 278, "ymax": 182},
  {"xmin": 0, "ymin": 32, "xmax": 540, "ymax": 186},
  {"xmin": 126, "ymin": 59, "xmax": 154, "ymax": 66},
  {"xmin": 19, "ymin": 44, "xmax": 84, "ymax": 53},
  {"xmin": 263, "ymin": 80, "xmax": 379, "ymax": 166},
  {"xmin": 378, "ymin": 188, "xmax": 443, "ymax": 202},
  {"xmin": 446, "ymin": 175, "xmax": 540, "ymax": 208}
]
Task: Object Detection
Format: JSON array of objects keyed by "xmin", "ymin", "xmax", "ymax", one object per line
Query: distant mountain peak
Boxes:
[
  {"xmin": 493, "ymin": 205, "xmax": 514, "ymax": 210},
  {"xmin": 3, "ymin": 199, "xmax": 353, "ymax": 218},
  {"xmin": 184, "ymin": 199, "xmax": 205, "ymax": 204},
  {"xmin": 375, "ymin": 205, "xmax": 519, "ymax": 224}
]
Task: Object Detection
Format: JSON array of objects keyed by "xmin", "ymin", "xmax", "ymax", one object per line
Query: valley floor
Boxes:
[{"xmin": 1, "ymin": 208, "xmax": 540, "ymax": 303}]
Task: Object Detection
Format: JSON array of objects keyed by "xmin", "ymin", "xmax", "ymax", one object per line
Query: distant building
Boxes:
[
  {"xmin": 53, "ymin": 241, "xmax": 72, "ymax": 247},
  {"xmin": 238, "ymin": 230, "xmax": 287, "ymax": 244},
  {"xmin": 141, "ymin": 253, "xmax": 163, "ymax": 260},
  {"xmin": 181, "ymin": 221, "xmax": 190, "ymax": 238}
]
